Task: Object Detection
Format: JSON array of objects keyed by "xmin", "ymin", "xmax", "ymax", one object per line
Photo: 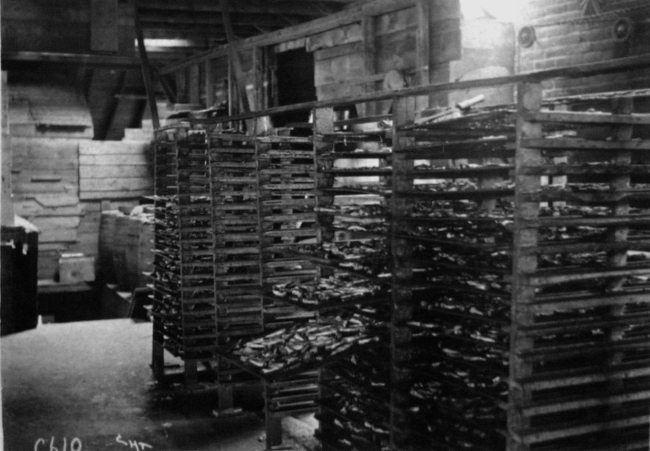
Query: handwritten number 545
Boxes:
[{"xmin": 116, "ymin": 434, "xmax": 153, "ymax": 451}]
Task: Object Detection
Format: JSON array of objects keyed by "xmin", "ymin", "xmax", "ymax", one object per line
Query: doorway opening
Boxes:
[{"xmin": 273, "ymin": 47, "xmax": 317, "ymax": 127}]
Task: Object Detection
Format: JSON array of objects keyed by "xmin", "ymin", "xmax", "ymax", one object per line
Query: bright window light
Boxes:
[
  {"xmin": 135, "ymin": 39, "xmax": 196, "ymax": 48},
  {"xmin": 461, "ymin": 0, "xmax": 523, "ymax": 23}
]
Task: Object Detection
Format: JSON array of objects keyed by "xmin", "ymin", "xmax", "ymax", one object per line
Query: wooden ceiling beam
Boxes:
[
  {"xmin": 1, "ymin": 51, "xmax": 141, "ymax": 68},
  {"xmin": 142, "ymin": 28, "xmax": 230, "ymax": 41},
  {"xmin": 135, "ymin": 0, "xmax": 338, "ymax": 17},
  {"xmin": 141, "ymin": 22, "xmax": 263, "ymax": 35},
  {"xmin": 160, "ymin": 0, "xmax": 415, "ymax": 75},
  {"xmin": 220, "ymin": 0, "xmax": 250, "ymax": 113},
  {"xmin": 138, "ymin": 11, "xmax": 305, "ymax": 28}
]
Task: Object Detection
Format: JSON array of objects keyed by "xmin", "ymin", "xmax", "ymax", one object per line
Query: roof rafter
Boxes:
[{"xmin": 135, "ymin": 0, "xmax": 339, "ymax": 17}]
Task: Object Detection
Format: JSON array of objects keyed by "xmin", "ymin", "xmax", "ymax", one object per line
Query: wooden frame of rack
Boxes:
[{"xmin": 154, "ymin": 53, "xmax": 650, "ymax": 450}]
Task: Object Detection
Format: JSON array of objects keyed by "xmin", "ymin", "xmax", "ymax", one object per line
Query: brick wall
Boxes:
[{"xmin": 517, "ymin": 0, "xmax": 650, "ymax": 97}]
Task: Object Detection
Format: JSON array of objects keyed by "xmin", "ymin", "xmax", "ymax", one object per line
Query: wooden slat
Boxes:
[
  {"xmin": 519, "ymin": 164, "xmax": 650, "ymax": 175},
  {"xmin": 516, "ymin": 414, "xmax": 649, "ymax": 445},
  {"xmin": 515, "ymin": 363, "xmax": 650, "ymax": 391},
  {"xmin": 79, "ymin": 141, "xmax": 150, "ymax": 155},
  {"xmin": 521, "ymin": 137, "xmax": 650, "ymax": 151},
  {"xmin": 81, "ymin": 190, "xmax": 152, "ymax": 200},
  {"xmin": 314, "ymin": 42, "xmax": 363, "ymax": 62},
  {"xmin": 80, "ymin": 178, "xmax": 153, "ymax": 192},
  {"xmin": 80, "ymin": 165, "xmax": 151, "ymax": 179},
  {"xmin": 521, "ymin": 390, "xmax": 650, "ymax": 416},
  {"xmin": 14, "ymin": 201, "xmax": 82, "ymax": 217},
  {"xmin": 529, "ymin": 265, "xmax": 650, "ymax": 286},
  {"xmin": 14, "ymin": 182, "xmax": 77, "ymax": 194},
  {"xmin": 526, "ymin": 111, "xmax": 650, "ymax": 125},
  {"xmin": 524, "ymin": 190, "xmax": 650, "ymax": 203},
  {"xmin": 80, "ymin": 154, "xmax": 151, "ymax": 165},
  {"xmin": 12, "ymin": 137, "xmax": 79, "ymax": 159}
]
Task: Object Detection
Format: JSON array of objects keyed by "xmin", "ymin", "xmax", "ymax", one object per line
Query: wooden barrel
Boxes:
[
  {"xmin": 112, "ymin": 214, "xmax": 131, "ymax": 290},
  {"xmin": 99, "ymin": 211, "xmax": 122, "ymax": 284}
]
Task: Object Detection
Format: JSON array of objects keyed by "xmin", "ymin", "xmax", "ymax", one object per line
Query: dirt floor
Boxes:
[{"xmin": 1, "ymin": 319, "xmax": 316, "ymax": 451}]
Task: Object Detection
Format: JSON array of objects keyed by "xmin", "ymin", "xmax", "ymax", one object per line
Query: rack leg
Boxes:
[
  {"xmin": 151, "ymin": 340, "xmax": 165, "ymax": 383},
  {"xmin": 265, "ymin": 414, "xmax": 282, "ymax": 449},
  {"xmin": 184, "ymin": 360, "xmax": 198, "ymax": 385},
  {"xmin": 218, "ymin": 384, "xmax": 234, "ymax": 411}
]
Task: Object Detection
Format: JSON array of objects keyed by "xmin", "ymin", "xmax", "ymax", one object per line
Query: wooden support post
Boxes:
[
  {"xmin": 189, "ymin": 64, "xmax": 201, "ymax": 106},
  {"xmin": 266, "ymin": 416, "xmax": 282, "ymax": 449},
  {"xmin": 176, "ymin": 70, "xmax": 188, "ymax": 104},
  {"xmin": 134, "ymin": 2, "xmax": 160, "ymax": 129},
  {"xmin": 205, "ymin": 60, "xmax": 215, "ymax": 108},
  {"xmin": 184, "ymin": 360, "xmax": 198, "ymax": 386},
  {"xmin": 389, "ymin": 96, "xmax": 417, "ymax": 451},
  {"xmin": 152, "ymin": 67, "xmax": 177, "ymax": 104},
  {"xmin": 415, "ymin": 0, "xmax": 432, "ymax": 111},
  {"xmin": 264, "ymin": 382, "xmax": 283, "ymax": 449},
  {"xmin": 362, "ymin": 15, "xmax": 376, "ymax": 116},
  {"xmin": 1, "ymin": 71, "xmax": 14, "ymax": 226},
  {"xmin": 508, "ymin": 81, "xmax": 543, "ymax": 451},
  {"xmin": 151, "ymin": 340, "xmax": 165, "ymax": 383},
  {"xmin": 605, "ymin": 96, "xmax": 633, "ymax": 421},
  {"xmin": 218, "ymin": 383, "xmax": 234, "ymax": 411},
  {"xmin": 252, "ymin": 47, "xmax": 264, "ymax": 111},
  {"xmin": 220, "ymin": 0, "xmax": 251, "ymax": 113}
]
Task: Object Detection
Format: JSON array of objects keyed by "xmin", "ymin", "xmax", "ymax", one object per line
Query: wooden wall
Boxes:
[
  {"xmin": 1, "ymin": 0, "xmax": 135, "ymax": 56},
  {"xmin": 8, "ymin": 73, "xmax": 152, "ymax": 281},
  {"xmin": 162, "ymin": 0, "xmax": 514, "ymax": 122},
  {"xmin": 2, "ymin": 72, "xmax": 14, "ymax": 227},
  {"xmin": 79, "ymin": 141, "xmax": 153, "ymax": 200}
]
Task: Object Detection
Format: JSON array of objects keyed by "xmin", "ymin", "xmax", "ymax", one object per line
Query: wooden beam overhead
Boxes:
[
  {"xmin": 160, "ymin": 0, "xmax": 416, "ymax": 75},
  {"xmin": 142, "ymin": 29, "xmax": 227, "ymax": 40},
  {"xmin": 141, "ymin": 23, "xmax": 258, "ymax": 37},
  {"xmin": 180, "ymin": 53, "xmax": 650, "ymax": 124},
  {"xmin": 134, "ymin": 2, "xmax": 160, "ymax": 128},
  {"xmin": 1, "ymin": 51, "xmax": 141, "ymax": 68},
  {"xmin": 138, "ymin": 10, "xmax": 311, "ymax": 28},
  {"xmin": 136, "ymin": 0, "xmax": 338, "ymax": 17},
  {"xmin": 220, "ymin": 0, "xmax": 251, "ymax": 113}
]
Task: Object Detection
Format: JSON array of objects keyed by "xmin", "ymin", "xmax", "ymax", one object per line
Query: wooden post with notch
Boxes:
[
  {"xmin": 134, "ymin": 1, "xmax": 160, "ymax": 129},
  {"xmin": 415, "ymin": 0, "xmax": 431, "ymax": 111},
  {"xmin": 362, "ymin": 15, "xmax": 376, "ymax": 117},
  {"xmin": 508, "ymin": 81, "xmax": 543, "ymax": 451},
  {"xmin": 220, "ymin": 0, "xmax": 251, "ymax": 114}
]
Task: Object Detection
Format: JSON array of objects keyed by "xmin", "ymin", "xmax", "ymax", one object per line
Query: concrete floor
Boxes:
[{"xmin": 1, "ymin": 319, "xmax": 317, "ymax": 451}]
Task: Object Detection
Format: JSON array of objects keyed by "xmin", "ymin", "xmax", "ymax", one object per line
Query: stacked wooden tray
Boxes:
[
  {"xmin": 257, "ymin": 127, "xmax": 319, "ymax": 330},
  {"xmin": 391, "ymin": 105, "xmax": 517, "ymax": 451},
  {"xmin": 208, "ymin": 131, "xmax": 265, "ymax": 384},
  {"xmin": 508, "ymin": 88, "xmax": 650, "ymax": 451},
  {"xmin": 309, "ymin": 110, "xmax": 394, "ymax": 451},
  {"xmin": 151, "ymin": 127, "xmax": 219, "ymax": 385},
  {"xmin": 255, "ymin": 123, "xmax": 321, "ymax": 448}
]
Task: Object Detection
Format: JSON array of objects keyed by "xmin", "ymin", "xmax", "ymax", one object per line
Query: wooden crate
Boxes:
[{"xmin": 59, "ymin": 254, "xmax": 95, "ymax": 284}]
